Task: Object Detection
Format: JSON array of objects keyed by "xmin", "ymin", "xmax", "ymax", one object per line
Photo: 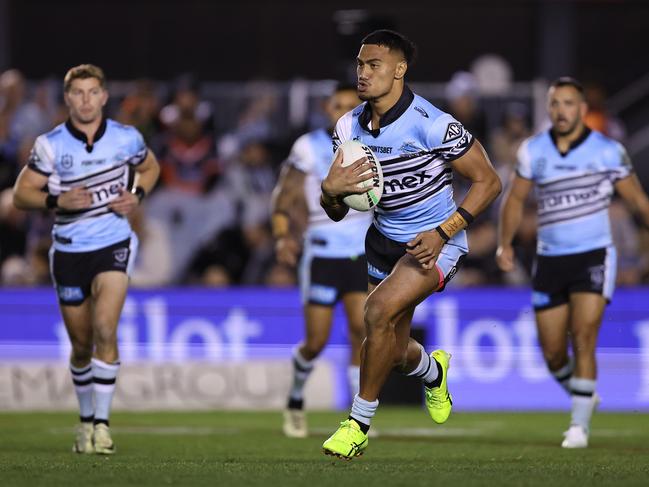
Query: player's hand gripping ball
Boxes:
[{"xmin": 336, "ymin": 140, "xmax": 383, "ymax": 211}]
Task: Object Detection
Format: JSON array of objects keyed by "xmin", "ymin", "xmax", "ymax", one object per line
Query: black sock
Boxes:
[
  {"xmin": 93, "ymin": 418, "xmax": 109, "ymax": 427},
  {"xmin": 287, "ymin": 397, "xmax": 304, "ymax": 410},
  {"xmin": 426, "ymin": 360, "xmax": 443, "ymax": 388},
  {"xmin": 348, "ymin": 415, "xmax": 370, "ymax": 434}
]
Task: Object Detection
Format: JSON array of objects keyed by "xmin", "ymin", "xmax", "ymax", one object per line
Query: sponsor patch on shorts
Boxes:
[
  {"xmin": 57, "ymin": 286, "xmax": 85, "ymax": 303},
  {"xmin": 532, "ymin": 291, "xmax": 551, "ymax": 307},
  {"xmin": 308, "ymin": 285, "xmax": 337, "ymax": 305}
]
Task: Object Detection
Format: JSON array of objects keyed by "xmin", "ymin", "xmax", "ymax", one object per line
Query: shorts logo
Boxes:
[
  {"xmin": 445, "ymin": 266, "xmax": 458, "ymax": 283},
  {"xmin": 309, "ymin": 285, "xmax": 337, "ymax": 305},
  {"xmin": 61, "ymin": 154, "xmax": 74, "ymax": 169},
  {"xmin": 113, "ymin": 248, "xmax": 129, "ymax": 264},
  {"xmin": 57, "ymin": 286, "xmax": 84, "ymax": 302},
  {"xmin": 443, "ymin": 123, "xmax": 463, "ymax": 143},
  {"xmin": 589, "ymin": 264, "xmax": 605, "ymax": 287},
  {"xmin": 532, "ymin": 291, "xmax": 551, "ymax": 307},
  {"xmin": 368, "ymin": 263, "xmax": 388, "ymax": 280}
]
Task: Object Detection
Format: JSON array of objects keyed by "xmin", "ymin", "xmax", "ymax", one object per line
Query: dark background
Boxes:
[{"xmin": 2, "ymin": 0, "xmax": 648, "ymax": 92}]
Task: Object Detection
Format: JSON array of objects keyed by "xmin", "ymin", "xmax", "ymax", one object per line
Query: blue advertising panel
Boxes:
[{"xmin": 1, "ymin": 287, "xmax": 648, "ymax": 411}]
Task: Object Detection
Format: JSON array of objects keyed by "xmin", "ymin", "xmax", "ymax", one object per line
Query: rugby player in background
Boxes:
[
  {"xmin": 271, "ymin": 84, "xmax": 370, "ymax": 438},
  {"xmin": 497, "ymin": 77, "xmax": 649, "ymax": 448},
  {"xmin": 13, "ymin": 64, "xmax": 160, "ymax": 454}
]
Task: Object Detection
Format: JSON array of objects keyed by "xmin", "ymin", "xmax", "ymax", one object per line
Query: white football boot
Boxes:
[
  {"xmin": 562, "ymin": 425, "xmax": 589, "ymax": 448},
  {"xmin": 93, "ymin": 423, "xmax": 116, "ymax": 454},
  {"xmin": 283, "ymin": 409, "xmax": 308, "ymax": 438},
  {"xmin": 72, "ymin": 422, "xmax": 94, "ymax": 454}
]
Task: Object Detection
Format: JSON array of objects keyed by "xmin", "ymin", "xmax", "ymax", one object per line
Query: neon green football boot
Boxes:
[
  {"xmin": 425, "ymin": 350, "xmax": 453, "ymax": 424},
  {"xmin": 322, "ymin": 419, "xmax": 368, "ymax": 460}
]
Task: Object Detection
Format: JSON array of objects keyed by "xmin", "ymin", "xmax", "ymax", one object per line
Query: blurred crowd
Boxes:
[{"xmin": 1, "ymin": 68, "xmax": 648, "ymax": 288}]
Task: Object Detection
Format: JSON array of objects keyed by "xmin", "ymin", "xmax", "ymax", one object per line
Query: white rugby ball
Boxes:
[{"xmin": 335, "ymin": 140, "xmax": 383, "ymax": 211}]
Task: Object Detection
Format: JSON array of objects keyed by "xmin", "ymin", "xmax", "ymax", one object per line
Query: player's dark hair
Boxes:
[
  {"xmin": 333, "ymin": 82, "xmax": 358, "ymax": 94},
  {"xmin": 361, "ymin": 30, "xmax": 417, "ymax": 65},
  {"xmin": 550, "ymin": 77, "xmax": 584, "ymax": 95},
  {"xmin": 64, "ymin": 64, "xmax": 106, "ymax": 92}
]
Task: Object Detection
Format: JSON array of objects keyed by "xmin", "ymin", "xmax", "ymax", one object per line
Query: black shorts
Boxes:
[
  {"xmin": 300, "ymin": 254, "xmax": 367, "ymax": 306},
  {"xmin": 531, "ymin": 246, "xmax": 616, "ymax": 310},
  {"xmin": 365, "ymin": 224, "xmax": 465, "ymax": 290},
  {"xmin": 50, "ymin": 238, "xmax": 136, "ymax": 306}
]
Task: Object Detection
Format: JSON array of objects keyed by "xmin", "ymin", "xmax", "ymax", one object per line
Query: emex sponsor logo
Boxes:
[
  {"xmin": 384, "ymin": 171, "xmax": 433, "ymax": 193},
  {"xmin": 537, "ymin": 187, "xmax": 601, "ymax": 211}
]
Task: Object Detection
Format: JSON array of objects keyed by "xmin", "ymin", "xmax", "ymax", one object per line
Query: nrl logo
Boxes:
[{"xmin": 61, "ymin": 154, "xmax": 74, "ymax": 169}]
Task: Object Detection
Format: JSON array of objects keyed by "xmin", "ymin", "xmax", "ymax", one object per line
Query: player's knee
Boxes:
[{"xmin": 363, "ymin": 297, "xmax": 391, "ymax": 332}]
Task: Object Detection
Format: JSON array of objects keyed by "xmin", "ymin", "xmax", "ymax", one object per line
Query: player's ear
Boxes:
[
  {"xmin": 579, "ymin": 100, "xmax": 588, "ymax": 119},
  {"xmin": 395, "ymin": 60, "xmax": 407, "ymax": 80}
]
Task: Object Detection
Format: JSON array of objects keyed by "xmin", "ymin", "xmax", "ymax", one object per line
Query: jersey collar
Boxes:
[
  {"xmin": 549, "ymin": 126, "xmax": 591, "ymax": 157},
  {"xmin": 65, "ymin": 117, "xmax": 108, "ymax": 153},
  {"xmin": 359, "ymin": 86, "xmax": 414, "ymax": 138}
]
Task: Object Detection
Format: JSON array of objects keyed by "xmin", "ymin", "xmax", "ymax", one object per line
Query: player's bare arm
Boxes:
[
  {"xmin": 614, "ymin": 174, "xmax": 649, "ymax": 229},
  {"xmin": 271, "ymin": 164, "xmax": 306, "ymax": 267},
  {"xmin": 109, "ymin": 151, "xmax": 160, "ymax": 216},
  {"xmin": 407, "ymin": 141, "xmax": 502, "ymax": 270},
  {"xmin": 13, "ymin": 167, "xmax": 92, "ymax": 211},
  {"xmin": 496, "ymin": 174, "xmax": 534, "ymax": 272},
  {"xmin": 320, "ymin": 149, "xmax": 373, "ymax": 222}
]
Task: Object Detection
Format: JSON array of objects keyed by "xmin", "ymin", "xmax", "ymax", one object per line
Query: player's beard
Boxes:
[{"xmin": 553, "ymin": 116, "xmax": 581, "ymax": 137}]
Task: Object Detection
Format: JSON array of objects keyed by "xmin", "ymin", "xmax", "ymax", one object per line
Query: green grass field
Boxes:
[{"xmin": 1, "ymin": 409, "xmax": 649, "ymax": 486}]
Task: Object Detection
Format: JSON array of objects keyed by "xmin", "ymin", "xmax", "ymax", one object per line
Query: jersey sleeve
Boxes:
[
  {"xmin": 425, "ymin": 113, "xmax": 474, "ymax": 161},
  {"xmin": 332, "ymin": 110, "xmax": 354, "ymax": 154},
  {"xmin": 606, "ymin": 141, "xmax": 633, "ymax": 182},
  {"xmin": 285, "ymin": 134, "xmax": 312, "ymax": 174},
  {"xmin": 515, "ymin": 139, "xmax": 534, "ymax": 180},
  {"xmin": 126, "ymin": 127, "xmax": 149, "ymax": 166},
  {"xmin": 27, "ymin": 135, "xmax": 56, "ymax": 176}
]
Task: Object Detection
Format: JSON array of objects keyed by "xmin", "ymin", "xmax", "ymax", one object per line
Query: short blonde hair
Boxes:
[{"xmin": 63, "ymin": 64, "xmax": 106, "ymax": 92}]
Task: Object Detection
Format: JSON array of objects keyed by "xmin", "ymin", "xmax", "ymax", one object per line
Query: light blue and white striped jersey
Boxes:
[
  {"xmin": 516, "ymin": 128, "xmax": 632, "ymax": 256},
  {"xmin": 333, "ymin": 86, "xmax": 472, "ymax": 246},
  {"xmin": 286, "ymin": 128, "xmax": 372, "ymax": 258},
  {"xmin": 28, "ymin": 118, "xmax": 148, "ymax": 252}
]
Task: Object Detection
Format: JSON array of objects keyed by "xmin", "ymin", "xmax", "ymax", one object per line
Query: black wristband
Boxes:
[
  {"xmin": 435, "ymin": 225, "xmax": 450, "ymax": 242},
  {"xmin": 45, "ymin": 194, "xmax": 58, "ymax": 209},
  {"xmin": 456, "ymin": 206, "xmax": 475, "ymax": 225},
  {"xmin": 133, "ymin": 186, "xmax": 146, "ymax": 203}
]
